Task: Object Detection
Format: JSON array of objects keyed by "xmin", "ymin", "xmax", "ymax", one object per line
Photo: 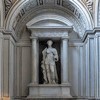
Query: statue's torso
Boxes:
[{"xmin": 45, "ymin": 48, "xmax": 56, "ymax": 65}]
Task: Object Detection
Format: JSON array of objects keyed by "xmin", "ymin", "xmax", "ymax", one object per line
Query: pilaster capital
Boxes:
[
  {"xmin": 0, "ymin": 28, "xmax": 18, "ymax": 41},
  {"xmin": 61, "ymin": 36, "xmax": 69, "ymax": 40}
]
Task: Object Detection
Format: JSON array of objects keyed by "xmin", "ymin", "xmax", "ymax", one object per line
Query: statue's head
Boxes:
[{"xmin": 47, "ymin": 40, "xmax": 53, "ymax": 47}]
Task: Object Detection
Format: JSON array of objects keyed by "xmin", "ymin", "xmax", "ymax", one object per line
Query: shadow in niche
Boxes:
[{"xmin": 39, "ymin": 39, "xmax": 61, "ymax": 84}]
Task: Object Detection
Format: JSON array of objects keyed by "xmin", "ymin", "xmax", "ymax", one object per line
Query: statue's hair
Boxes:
[{"xmin": 47, "ymin": 40, "xmax": 53, "ymax": 45}]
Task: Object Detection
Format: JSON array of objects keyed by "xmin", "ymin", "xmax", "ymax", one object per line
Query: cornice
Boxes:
[
  {"xmin": 0, "ymin": 28, "xmax": 18, "ymax": 41},
  {"xmin": 82, "ymin": 27, "xmax": 100, "ymax": 42}
]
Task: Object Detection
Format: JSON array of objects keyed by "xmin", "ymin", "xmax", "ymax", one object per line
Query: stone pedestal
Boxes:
[
  {"xmin": 27, "ymin": 27, "xmax": 72, "ymax": 99},
  {"xmin": 27, "ymin": 84, "xmax": 71, "ymax": 99}
]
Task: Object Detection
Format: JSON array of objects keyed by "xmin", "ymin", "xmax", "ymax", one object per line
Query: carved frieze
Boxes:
[
  {"xmin": 29, "ymin": 27, "xmax": 71, "ymax": 38},
  {"xmin": 31, "ymin": 31, "xmax": 68, "ymax": 38}
]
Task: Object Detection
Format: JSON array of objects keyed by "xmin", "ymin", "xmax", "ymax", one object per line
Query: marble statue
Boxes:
[{"xmin": 41, "ymin": 40, "xmax": 59, "ymax": 84}]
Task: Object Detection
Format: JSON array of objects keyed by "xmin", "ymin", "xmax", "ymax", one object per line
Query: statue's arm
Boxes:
[
  {"xmin": 54, "ymin": 49, "xmax": 59, "ymax": 61},
  {"xmin": 42, "ymin": 48, "xmax": 47, "ymax": 62}
]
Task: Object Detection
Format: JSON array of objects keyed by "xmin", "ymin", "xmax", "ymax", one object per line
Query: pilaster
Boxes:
[
  {"xmin": 31, "ymin": 37, "xmax": 39, "ymax": 84},
  {"xmin": 0, "ymin": 30, "xmax": 3, "ymax": 99},
  {"xmin": 61, "ymin": 37, "xmax": 69, "ymax": 84}
]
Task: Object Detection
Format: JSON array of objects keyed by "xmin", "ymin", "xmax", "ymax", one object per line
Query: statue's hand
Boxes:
[
  {"xmin": 54, "ymin": 55, "xmax": 58, "ymax": 61},
  {"xmin": 55, "ymin": 58, "xmax": 58, "ymax": 62}
]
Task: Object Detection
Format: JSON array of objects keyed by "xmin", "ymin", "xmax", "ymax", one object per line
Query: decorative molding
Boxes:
[
  {"xmin": 81, "ymin": 0, "xmax": 93, "ymax": 14},
  {"xmin": 31, "ymin": 32, "xmax": 68, "ymax": 38},
  {"xmin": 62, "ymin": 1, "xmax": 81, "ymax": 19},
  {"xmin": 3, "ymin": 30, "xmax": 18, "ymax": 42},
  {"xmin": 0, "ymin": 28, "xmax": 17, "ymax": 42},
  {"xmin": 12, "ymin": 1, "xmax": 87, "ymax": 37},
  {"xmin": 12, "ymin": 0, "xmax": 64, "ymax": 30},
  {"xmin": 4, "ymin": 0, "xmax": 67, "ymax": 19},
  {"xmin": 5, "ymin": 0, "xmax": 93, "ymax": 40},
  {"xmin": 29, "ymin": 27, "xmax": 72, "ymax": 38},
  {"xmin": 13, "ymin": 6, "xmax": 88, "ymax": 39},
  {"xmin": 37, "ymin": 0, "xmax": 44, "ymax": 5},
  {"xmin": 62, "ymin": 1, "xmax": 86, "ymax": 36},
  {"xmin": 12, "ymin": 8, "xmax": 25, "ymax": 30},
  {"xmin": 4, "ymin": 0, "xmax": 19, "ymax": 17},
  {"xmin": 4, "ymin": 0, "xmax": 13, "ymax": 16}
]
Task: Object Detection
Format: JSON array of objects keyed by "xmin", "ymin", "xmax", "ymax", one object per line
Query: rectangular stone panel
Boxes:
[{"xmin": 3, "ymin": 39, "xmax": 9, "ymax": 97}]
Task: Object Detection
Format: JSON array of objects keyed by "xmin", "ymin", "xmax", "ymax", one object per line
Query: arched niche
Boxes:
[
  {"xmin": 17, "ymin": 8, "xmax": 84, "ymax": 40},
  {"xmin": 4, "ymin": 0, "xmax": 93, "ymax": 41},
  {"xmin": 26, "ymin": 12, "xmax": 80, "ymax": 40}
]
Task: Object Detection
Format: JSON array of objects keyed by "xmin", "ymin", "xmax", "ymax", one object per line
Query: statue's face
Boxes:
[{"xmin": 47, "ymin": 40, "xmax": 53, "ymax": 47}]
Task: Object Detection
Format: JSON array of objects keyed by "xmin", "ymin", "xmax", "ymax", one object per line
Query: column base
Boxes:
[{"xmin": 27, "ymin": 83, "xmax": 72, "ymax": 99}]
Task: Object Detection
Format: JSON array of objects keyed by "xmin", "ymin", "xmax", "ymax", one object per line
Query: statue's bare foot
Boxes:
[
  {"xmin": 52, "ymin": 80, "xmax": 56, "ymax": 84},
  {"xmin": 43, "ymin": 81, "xmax": 48, "ymax": 84}
]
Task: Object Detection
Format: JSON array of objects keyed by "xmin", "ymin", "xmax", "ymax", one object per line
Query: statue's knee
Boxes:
[
  {"xmin": 43, "ymin": 70, "xmax": 45, "ymax": 73},
  {"xmin": 50, "ymin": 66, "xmax": 54, "ymax": 72}
]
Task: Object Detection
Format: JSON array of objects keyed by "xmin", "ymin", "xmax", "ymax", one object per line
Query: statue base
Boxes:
[{"xmin": 27, "ymin": 83, "xmax": 72, "ymax": 99}]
